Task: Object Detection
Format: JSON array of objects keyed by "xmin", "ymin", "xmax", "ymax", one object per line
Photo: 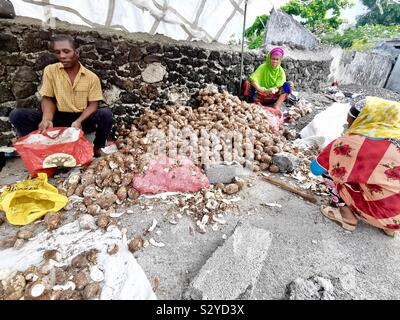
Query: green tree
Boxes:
[
  {"xmin": 281, "ymin": 0, "xmax": 352, "ymax": 34},
  {"xmin": 357, "ymin": 0, "xmax": 400, "ymax": 26},
  {"xmin": 245, "ymin": 0, "xmax": 352, "ymax": 48},
  {"xmin": 320, "ymin": 24, "xmax": 400, "ymax": 49},
  {"xmin": 245, "ymin": 15, "xmax": 269, "ymax": 49}
]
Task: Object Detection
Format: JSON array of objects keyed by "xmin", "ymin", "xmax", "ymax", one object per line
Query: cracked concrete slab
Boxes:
[{"xmin": 184, "ymin": 222, "xmax": 272, "ymax": 300}]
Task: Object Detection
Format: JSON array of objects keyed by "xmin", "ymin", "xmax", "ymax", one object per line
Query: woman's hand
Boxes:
[{"xmin": 257, "ymin": 87, "xmax": 269, "ymax": 94}]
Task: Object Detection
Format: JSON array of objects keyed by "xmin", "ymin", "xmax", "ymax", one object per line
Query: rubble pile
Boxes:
[
  {"xmin": 163, "ymin": 183, "xmax": 243, "ymax": 233},
  {"xmin": 0, "ymin": 249, "xmax": 103, "ymax": 300},
  {"xmin": 116, "ymin": 88, "xmax": 292, "ymax": 172},
  {"xmin": 284, "ymin": 99, "xmax": 313, "ymax": 123},
  {"xmin": 55, "ymin": 89, "xmax": 307, "ymax": 211},
  {"xmin": 284, "ymin": 144, "xmax": 328, "ymax": 195}
]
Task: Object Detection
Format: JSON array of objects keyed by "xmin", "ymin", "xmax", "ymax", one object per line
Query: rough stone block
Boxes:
[
  {"xmin": 203, "ymin": 163, "xmax": 251, "ymax": 184},
  {"xmin": 11, "ymin": 82, "xmax": 37, "ymax": 99},
  {"xmin": 185, "ymin": 223, "xmax": 273, "ymax": 300},
  {"xmin": 265, "ymin": 9, "xmax": 320, "ymax": 50},
  {"xmin": 0, "ymin": 33, "xmax": 18, "ymax": 52},
  {"xmin": 272, "ymin": 152, "xmax": 301, "ymax": 173},
  {"xmin": 0, "ymin": 0, "xmax": 15, "ymax": 19},
  {"xmin": 386, "ymin": 57, "xmax": 400, "ymax": 93},
  {"xmin": 0, "ymin": 83, "xmax": 13, "ymax": 103},
  {"xmin": 12, "ymin": 66, "xmax": 37, "ymax": 82},
  {"xmin": 141, "ymin": 63, "xmax": 167, "ymax": 83}
]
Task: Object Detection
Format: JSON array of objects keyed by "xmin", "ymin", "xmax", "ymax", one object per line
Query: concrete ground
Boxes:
[{"xmin": 1, "ymin": 157, "xmax": 399, "ymax": 300}]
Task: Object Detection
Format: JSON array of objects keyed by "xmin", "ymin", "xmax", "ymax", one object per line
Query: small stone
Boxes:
[
  {"xmin": 107, "ymin": 244, "xmax": 119, "ymax": 255},
  {"xmin": 82, "ymin": 283, "xmax": 102, "ymax": 300},
  {"xmin": 96, "ymin": 215, "xmax": 110, "ymax": 229},
  {"xmin": 128, "ymin": 238, "xmax": 143, "ymax": 253},
  {"xmin": 142, "ymin": 63, "xmax": 167, "ymax": 83},
  {"xmin": 44, "ymin": 212, "xmax": 61, "ymax": 230},
  {"xmin": 13, "ymin": 238, "xmax": 25, "ymax": 249},
  {"xmin": 71, "ymin": 254, "xmax": 89, "ymax": 269},
  {"xmin": 16, "ymin": 230, "xmax": 33, "ymax": 240},
  {"xmin": 269, "ymin": 165, "xmax": 280, "ymax": 173},
  {"xmin": 73, "ymin": 271, "xmax": 89, "ymax": 290},
  {"xmin": 86, "ymin": 249, "xmax": 99, "ymax": 264},
  {"xmin": 43, "ymin": 250, "xmax": 62, "ymax": 262},
  {"xmin": 272, "ymin": 152, "xmax": 301, "ymax": 174},
  {"xmin": 223, "ymin": 184, "xmax": 240, "ymax": 195}
]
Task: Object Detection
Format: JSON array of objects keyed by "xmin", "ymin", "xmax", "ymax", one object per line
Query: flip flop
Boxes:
[
  {"xmin": 383, "ymin": 229, "xmax": 399, "ymax": 237},
  {"xmin": 320, "ymin": 205, "xmax": 357, "ymax": 231}
]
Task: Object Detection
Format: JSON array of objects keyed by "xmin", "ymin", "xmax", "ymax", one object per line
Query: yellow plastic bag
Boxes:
[{"xmin": 0, "ymin": 173, "xmax": 68, "ymax": 225}]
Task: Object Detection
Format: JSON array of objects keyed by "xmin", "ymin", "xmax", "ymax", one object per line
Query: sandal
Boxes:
[
  {"xmin": 320, "ymin": 205, "xmax": 357, "ymax": 231},
  {"xmin": 383, "ymin": 229, "xmax": 399, "ymax": 237}
]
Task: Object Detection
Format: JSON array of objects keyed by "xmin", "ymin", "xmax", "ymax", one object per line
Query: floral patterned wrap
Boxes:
[{"xmin": 317, "ymin": 135, "xmax": 400, "ymax": 230}]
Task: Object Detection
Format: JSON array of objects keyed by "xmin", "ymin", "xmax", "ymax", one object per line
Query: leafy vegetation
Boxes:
[
  {"xmin": 245, "ymin": 0, "xmax": 352, "ymax": 49},
  {"xmin": 245, "ymin": 0, "xmax": 400, "ymax": 50},
  {"xmin": 357, "ymin": 0, "xmax": 400, "ymax": 26},
  {"xmin": 320, "ymin": 24, "xmax": 400, "ymax": 50}
]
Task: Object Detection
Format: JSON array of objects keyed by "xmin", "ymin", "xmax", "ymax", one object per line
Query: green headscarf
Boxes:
[{"xmin": 248, "ymin": 52, "xmax": 286, "ymax": 89}]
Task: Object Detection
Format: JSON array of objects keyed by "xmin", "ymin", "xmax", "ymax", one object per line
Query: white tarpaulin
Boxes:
[
  {"xmin": 296, "ymin": 102, "xmax": 351, "ymax": 149},
  {"xmin": 10, "ymin": 0, "xmax": 288, "ymax": 43},
  {"xmin": 0, "ymin": 219, "xmax": 157, "ymax": 300}
]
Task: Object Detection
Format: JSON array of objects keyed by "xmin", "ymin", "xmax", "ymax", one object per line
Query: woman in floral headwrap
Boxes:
[
  {"xmin": 244, "ymin": 47, "xmax": 293, "ymax": 110},
  {"xmin": 310, "ymin": 96, "xmax": 400, "ymax": 236}
]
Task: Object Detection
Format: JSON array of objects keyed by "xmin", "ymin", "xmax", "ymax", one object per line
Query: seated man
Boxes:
[{"xmin": 9, "ymin": 34, "xmax": 112, "ymax": 157}]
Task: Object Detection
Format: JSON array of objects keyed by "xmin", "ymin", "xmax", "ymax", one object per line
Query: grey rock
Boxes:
[
  {"xmin": 203, "ymin": 163, "xmax": 251, "ymax": 184},
  {"xmin": 21, "ymin": 32, "xmax": 48, "ymax": 53},
  {"xmin": 0, "ymin": 83, "xmax": 13, "ymax": 103},
  {"xmin": 36, "ymin": 53, "xmax": 58, "ymax": 70},
  {"xmin": 145, "ymin": 43, "xmax": 161, "ymax": 54},
  {"xmin": 286, "ymin": 276, "xmax": 335, "ymax": 300},
  {"xmin": 0, "ymin": 54, "xmax": 24, "ymax": 66},
  {"xmin": 12, "ymin": 66, "xmax": 37, "ymax": 82},
  {"xmin": 265, "ymin": 9, "xmax": 320, "ymax": 50},
  {"xmin": 80, "ymin": 51, "xmax": 99, "ymax": 61},
  {"xmin": 0, "ymin": 33, "xmax": 18, "ymax": 52},
  {"xmin": 185, "ymin": 223, "xmax": 273, "ymax": 300},
  {"xmin": 335, "ymin": 51, "xmax": 393, "ymax": 88},
  {"xmin": 143, "ymin": 54, "xmax": 163, "ymax": 64},
  {"xmin": 0, "ymin": 0, "xmax": 15, "ymax": 19},
  {"xmin": 141, "ymin": 63, "xmax": 166, "ymax": 83},
  {"xmin": 386, "ymin": 56, "xmax": 400, "ymax": 93},
  {"xmin": 371, "ymin": 39, "xmax": 400, "ymax": 62},
  {"xmin": 128, "ymin": 46, "xmax": 143, "ymax": 62},
  {"xmin": 16, "ymin": 95, "xmax": 39, "ymax": 108},
  {"xmin": 272, "ymin": 152, "xmax": 301, "ymax": 173},
  {"xmin": 12, "ymin": 82, "xmax": 37, "ymax": 99},
  {"xmin": 0, "ymin": 118, "xmax": 11, "ymax": 132},
  {"xmin": 95, "ymin": 40, "xmax": 114, "ymax": 53}
]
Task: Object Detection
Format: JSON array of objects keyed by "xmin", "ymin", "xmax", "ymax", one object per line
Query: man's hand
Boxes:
[
  {"xmin": 38, "ymin": 119, "xmax": 53, "ymax": 133},
  {"xmin": 71, "ymin": 121, "xmax": 82, "ymax": 130}
]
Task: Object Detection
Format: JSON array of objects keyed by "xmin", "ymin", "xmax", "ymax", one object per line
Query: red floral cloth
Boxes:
[{"xmin": 317, "ymin": 135, "xmax": 400, "ymax": 230}]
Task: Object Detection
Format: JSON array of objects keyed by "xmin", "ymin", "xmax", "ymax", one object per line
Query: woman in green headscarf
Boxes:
[{"xmin": 244, "ymin": 47, "xmax": 292, "ymax": 110}]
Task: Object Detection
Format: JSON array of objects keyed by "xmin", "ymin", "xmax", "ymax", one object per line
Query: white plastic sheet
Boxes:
[
  {"xmin": 0, "ymin": 220, "xmax": 157, "ymax": 300},
  {"xmin": 297, "ymin": 102, "xmax": 351, "ymax": 149},
  {"xmin": 11, "ymin": 0, "xmax": 288, "ymax": 43}
]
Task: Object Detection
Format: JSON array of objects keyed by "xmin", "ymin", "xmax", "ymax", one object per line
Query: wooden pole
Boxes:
[{"xmin": 263, "ymin": 175, "xmax": 317, "ymax": 204}]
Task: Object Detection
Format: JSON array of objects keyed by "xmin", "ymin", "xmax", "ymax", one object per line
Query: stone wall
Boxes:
[
  {"xmin": 332, "ymin": 50, "xmax": 394, "ymax": 89},
  {"xmin": 0, "ymin": 17, "xmax": 331, "ymax": 145}
]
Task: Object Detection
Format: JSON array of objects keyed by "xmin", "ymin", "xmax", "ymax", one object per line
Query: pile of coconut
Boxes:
[
  {"xmin": 0, "ymin": 249, "xmax": 103, "ymax": 300},
  {"xmin": 55, "ymin": 88, "xmax": 311, "ymax": 219}
]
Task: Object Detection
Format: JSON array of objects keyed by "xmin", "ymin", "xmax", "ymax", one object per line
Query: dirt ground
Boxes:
[{"xmin": 1, "ymin": 87, "xmax": 400, "ymax": 300}]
